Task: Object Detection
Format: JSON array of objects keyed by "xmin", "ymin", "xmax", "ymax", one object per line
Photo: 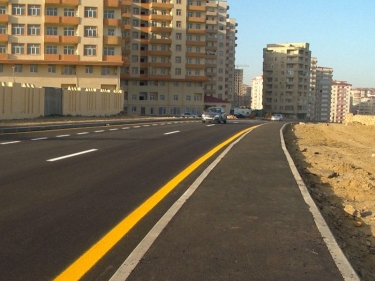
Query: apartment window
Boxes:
[
  {"xmin": 187, "ymin": 11, "xmax": 193, "ymax": 17},
  {"xmin": 173, "ymin": 95, "xmax": 178, "ymax": 101},
  {"xmin": 186, "ymin": 70, "xmax": 192, "ymax": 76},
  {"xmin": 0, "ymin": 6, "xmax": 6, "ymax": 14},
  {"xmin": 84, "ymin": 45, "xmax": 96, "ymax": 56},
  {"xmin": 132, "ymin": 67, "xmax": 138, "ymax": 74},
  {"xmin": 46, "ymin": 45, "xmax": 57, "ymax": 54},
  {"xmin": 195, "ymin": 69, "xmax": 201, "ymax": 76},
  {"xmin": 47, "ymin": 65, "xmax": 56, "ymax": 73},
  {"xmin": 196, "ymin": 24, "xmax": 201, "ymax": 29},
  {"xmin": 63, "ymin": 46, "xmax": 74, "ymax": 55},
  {"xmin": 30, "ymin": 65, "xmax": 38, "ymax": 73},
  {"xmin": 63, "ymin": 65, "xmax": 75, "ymax": 75},
  {"xmin": 28, "ymin": 5, "xmax": 41, "ymax": 16},
  {"xmin": 27, "ymin": 44, "xmax": 40, "ymax": 55},
  {"xmin": 160, "ymin": 95, "xmax": 165, "ymax": 101},
  {"xmin": 176, "ymin": 21, "xmax": 181, "ymax": 27},
  {"xmin": 195, "ymin": 47, "xmax": 200, "ymax": 52},
  {"xmin": 12, "ymin": 4, "xmax": 25, "ymax": 15},
  {"xmin": 14, "ymin": 64, "xmax": 22, "ymax": 73},
  {"xmin": 85, "ymin": 7, "xmax": 97, "ymax": 18},
  {"xmin": 188, "ymin": 0, "xmax": 193, "ymax": 5},
  {"xmin": 133, "ymin": 8, "xmax": 139, "ymax": 14},
  {"xmin": 84, "ymin": 66, "xmax": 92, "ymax": 74},
  {"xmin": 176, "ymin": 45, "xmax": 181, "ymax": 51},
  {"xmin": 132, "ymin": 55, "xmax": 138, "ymax": 62},
  {"xmin": 175, "ymin": 68, "xmax": 181, "ymax": 75},
  {"xmin": 132, "ymin": 31, "xmax": 138, "ymax": 38},
  {"xmin": 64, "ymin": 27, "xmax": 75, "ymax": 36},
  {"xmin": 107, "ymin": 28, "xmax": 115, "ymax": 36},
  {"xmin": 64, "ymin": 8, "xmax": 75, "ymax": 17},
  {"xmin": 12, "ymin": 24, "xmax": 25, "ymax": 35},
  {"xmin": 28, "ymin": 25, "xmax": 40, "ymax": 35},
  {"xmin": 0, "ymin": 44, "xmax": 6, "ymax": 53},
  {"xmin": 175, "ymin": 56, "xmax": 181, "ymax": 63},
  {"xmin": 101, "ymin": 66, "xmax": 110, "ymax": 75},
  {"xmin": 176, "ymin": 0, "xmax": 181, "ymax": 3},
  {"xmin": 46, "ymin": 7, "xmax": 57, "ymax": 16},
  {"xmin": 103, "ymin": 47, "xmax": 115, "ymax": 56},
  {"xmin": 104, "ymin": 10, "xmax": 115, "ymax": 19},
  {"xmin": 84, "ymin": 26, "xmax": 97, "ymax": 37},
  {"xmin": 176, "ymin": 33, "xmax": 182, "ymax": 40},
  {"xmin": 46, "ymin": 27, "xmax": 58, "ymax": 36},
  {"xmin": 186, "ymin": 95, "xmax": 191, "ymax": 101},
  {"xmin": 176, "ymin": 9, "xmax": 181, "ymax": 15},
  {"xmin": 174, "ymin": 82, "xmax": 179, "ymax": 87},
  {"xmin": 11, "ymin": 43, "xmax": 24, "ymax": 54},
  {"xmin": 132, "ymin": 44, "xmax": 138, "ymax": 50}
]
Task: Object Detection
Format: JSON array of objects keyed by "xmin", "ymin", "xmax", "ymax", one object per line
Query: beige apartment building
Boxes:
[
  {"xmin": 263, "ymin": 43, "xmax": 311, "ymax": 119},
  {"xmin": 251, "ymin": 75, "xmax": 263, "ymax": 110},
  {"xmin": 233, "ymin": 68, "xmax": 243, "ymax": 106},
  {"xmin": 0, "ymin": 0, "xmax": 124, "ymax": 90},
  {"xmin": 331, "ymin": 80, "xmax": 351, "ymax": 123},
  {"xmin": 0, "ymin": 0, "xmax": 237, "ymax": 117},
  {"xmin": 351, "ymin": 88, "xmax": 375, "ymax": 115}
]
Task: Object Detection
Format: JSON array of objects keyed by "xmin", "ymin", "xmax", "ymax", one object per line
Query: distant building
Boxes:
[
  {"xmin": 331, "ymin": 81, "xmax": 352, "ymax": 122},
  {"xmin": 351, "ymin": 88, "xmax": 375, "ymax": 115},
  {"xmin": 263, "ymin": 43, "xmax": 311, "ymax": 119},
  {"xmin": 251, "ymin": 75, "xmax": 263, "ymax": 110},
  {"xmin": 313, "ymin": 63, "xmax": 333, "ymax": 122},
  {"xmin": 234, "ymin": 69, "xmax": 244, "ymax": 106}
]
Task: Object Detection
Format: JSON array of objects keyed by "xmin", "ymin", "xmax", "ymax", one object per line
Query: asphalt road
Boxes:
[{"xmin": 0, "ymin": 119, "xmax": 263, "ymax": 281}]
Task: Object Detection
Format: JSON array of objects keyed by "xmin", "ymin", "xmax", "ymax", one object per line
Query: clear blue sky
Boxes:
[{"xmin": 229, "ymin": 0, "xmax": 375, "ymax": 88}]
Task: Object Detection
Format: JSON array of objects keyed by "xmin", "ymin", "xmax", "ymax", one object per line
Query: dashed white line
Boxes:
[
  {"xmin": 122, "ymin": 127, "xmax": 130, "ymax": 130},
  {"xmin": 164, "ymin": 131, "xmax": 180, "ymax": 135},
  {"xmin": 47, "ymin": 149, "xmax": 98, "ymax": 162},
  {"xmin": 94, "ymin": 130, "xmax": 105, "ymax": 133},
  {"xmin": 31, "ymin": 137, "xmax": 48, "ymax": 141},
  {"xmin": 77, "ymin": 132, "xmax": 89, "ymax": 135},
  {"xmin": 56, "ymin": 134, "xmax": 70, "ymax": 138},
  {"xmin": 207, "ymin": 124, "xmax": 215, "ymax": 127},
  {"xmin": 1, "ymin": 141, "xmax": 21, "ymax": 145},
  {"xmin": 109, "ymin": 128, "xmax": 118, "ymax": 131},
  {"xmin": 133, "ymin": 126, "xmax": 141, "ymax": 128},
  {"xmin": 143, "ymin": 125, "xmax": 150, "ymax": 127}
]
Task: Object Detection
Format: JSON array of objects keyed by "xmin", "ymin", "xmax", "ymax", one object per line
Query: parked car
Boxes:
[
  {"xmin": 181, "ymin": 112, "xmax": 197, "ymax": 118},
  {"xmin": 271, "ymin": 114, "xmax": 283, "ymax": 121},
  {"xmin": 201, "ymin": 107, "xmax": 227, "ymax": 123}
]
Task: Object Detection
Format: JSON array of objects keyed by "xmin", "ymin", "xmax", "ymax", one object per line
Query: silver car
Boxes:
[{"xmin": 201, "ymin": 107, "xmax": 227, "ymax": 123}]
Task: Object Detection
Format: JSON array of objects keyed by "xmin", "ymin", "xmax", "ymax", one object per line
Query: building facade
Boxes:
[
  {"xmin": 263, "ymin": 43, "xmax": 311, "ymax": 119},
  {"xmin": 0, "ymin": 0, "xmax": 237, "ymax": 117},
  {"xmin": 314, "ymin": 65, "xmax": 333, "ymax": 122},
  {"xmin": 331, "ymin": 80, "xmax": 351, "ymax": 123},
  {"xmin": 233, "ymin": 68, "xmax": 243, "ymax": 106},
  {"xmin": 251, "ymin": 75, "xmax": 263, "ymax": 110},
  {"xmin": 351, "ymin": 88, "xmax": 375, "ymax": 115}
]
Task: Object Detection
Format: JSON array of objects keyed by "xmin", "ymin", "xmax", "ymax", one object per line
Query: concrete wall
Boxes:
[
  {"xmin": 345, "ymin": 113, "xmax": 375, "ymax": 126},
  {"xmin": 62, "ymin": 87, "xmax": 123, "ymax": 116},
  {"xmin": 0, "ymin": 82, "xmax": 44, "ymax": 120}
]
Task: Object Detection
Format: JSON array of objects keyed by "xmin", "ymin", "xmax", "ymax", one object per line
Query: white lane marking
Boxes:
[
  {"xmin": 152, "ymin": 124, "xmax": 158, "ymax": 126},
  {"xmin": 109, "ymin": 127, "xmax": 252, "ymax": 281},
  {"xmin": 164, "ymin": 131, "xmax": 180, "ymax": 135},
  {"xmin": 31, "ymin": 137, "xmax": 48, "ymax": 141},
  {"xmin": 207, "ymin": 124, "xmax": 215, "ymax": 127},
  {"xmin": 143, "ymin": 125, "xmax": 150, "ymax": 127},
  {"xmin": 95, "ymin": 130, "xmax": 105, "ymax": 133},
  {"xmin": 1, "ymin": 141, "xmax": 21, "ymax": 145},
  {"xmin": 56, "ymin": 134, "xmax": 70, "ymax": 138},
  {"xmin": 47, "ymin": 149, "xmax": 98, "ymax": 162},
  {"xmin": 133, "ymin": 126, "xmax": 141, "ymax": 128},
  {"xmin": 77, "ymin": 132, "xmax": 89, "ymax": 135},
  {"xmin": 122, "ymin": 127, "xmax": 130, "ymax": 130},
  {"xmin": 109, "ymin": 128, "xmax": 118, "ymax": 131},
  {"xmin": 280, "ymin": 124, "xmax": 360, "ymax": 281}
]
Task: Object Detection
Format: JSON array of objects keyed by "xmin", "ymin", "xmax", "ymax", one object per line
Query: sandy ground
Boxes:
[{"xmin": 284, "ymin": 122, "xmax": 375, "ymax": 280}]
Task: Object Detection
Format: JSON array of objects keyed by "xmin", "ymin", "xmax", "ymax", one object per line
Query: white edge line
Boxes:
[
  {"xmin": 47, "ymin": 149, "xmax": 98, "ymax": 162},
  {"xmin": 109, "ymin": 128, "xmax": 253, "ymax": 281},
  {"xmin": 280, "ymin": 123, "xmax": 360, "ymax": 281}
]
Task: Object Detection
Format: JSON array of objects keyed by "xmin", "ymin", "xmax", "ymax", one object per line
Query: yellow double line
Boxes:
[{"xmin": 54, "ymin": 126, "xmax": 257, "ymax": 281}]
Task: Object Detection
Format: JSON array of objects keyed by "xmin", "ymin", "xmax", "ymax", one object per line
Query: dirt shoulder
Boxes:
[{"xmin": 284, "ymin": 122, "xmax": 375, "ymax": 280}]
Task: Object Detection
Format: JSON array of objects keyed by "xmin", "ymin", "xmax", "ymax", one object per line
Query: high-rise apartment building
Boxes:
[
  {"xmin": 233, "ymin": 68, "xmax": 243, "ymax": 106},
  {"xmin": 351, "ymin": 88, "xmax": 375, "ymax": 115},
  {"xmin": 331, "ymin": 80, "xmax": 351, "ymax": 123},
  {"xmin": 314, "ymin": 66, "xmax": 333, "ymax": 122},
  {"xmin": 1, "ymin": 0, "xmax": 237, "ymax": 116},
  {"xmin": 1, "ymin": 0, "xmax": 124, "ymax": 90},
  {"xmin": 251, "ymin": 75, "xmax": 263, "ymax": 110},
  {"xmin": 263, "ymin": 43, "xmax": 311, "ymax": 119}
]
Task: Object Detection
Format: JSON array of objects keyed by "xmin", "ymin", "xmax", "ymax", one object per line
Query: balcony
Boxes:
[
  {"xmin": 150, "ymin": 14, "xmax": 173, "ymax": 21},
  {"xmin": 186, "ymin": 52, "xmax": 205, "ymax": 58},
  {"xmin": 44, "ymin": 15, "xmax": 79, "ymax": 25},
  {"xmin": 60, "ymin": 54, "xmax": 79, "ymax": 61},
  {"xmin": 186, "ymin": 64, "xmax": 205, "ymax": 69},
  {"xmin": 185, "ymin": 75, "xmax": 209, "ymax": 82},
  {"xmin": 122, "ymin": 49, "xmax": 130, "ymax": 55},
  {"xmin": 149, "ymin": 62, "xmax": 172, "ymax": 68},
  {"xmin": 45, "ymin": 0, "xmax": 79, "ymax": 6},
  {"xmin": 44, "ymin": 54, "xmax": 60, "ymax": 61},
  {"xmin": 121, "ymin": 0, "xmax": 132, "ymax": 6},
  {"xmin": 148, "ymin": 50, "xmax": 172, "ymax": 56},
  {"xmin": 187, "ymin": 17, "xmax": 206, "ymax": 23},
  {"xmin": 104, "ymin": 0, "xmax": 121, "ymax": 8},
  {"xmin": 104, "ymin": 18, "xmax": 121, "ymax": 27},
  {"xmin": 186, "ymin": 28, "xmax": 206, "ymax": 35},
  {"xmin": 150, "ymin": 26, "xmax": 172, "ymax": 33},
  {"xmin": 0, "ymin": 33, "xmax": 8, "ymax": 42},
  {"xmin": 0, "ymin": 53, "xmax": 8, "ymax": 60},
  {"xmin": 0, "ymin": 14, "xmax": 8, "ymax": 23},
  {"xmin": 187, "ymin": 5, "xmax": 205, "ymax": 12},
  {"xmin": 60, "ymin": 35, "xmax": 79, "ymax": 44},
  {"xmin": 102, "ymin": 55, "xmax": 123, "ymax": 63},
  {"xmin": 0, "ymin": 0, "xmax": 8, "ymax": 3},
  {"xmin": 186, "ymin": 40, "xmax": 205, "ymax": 46},
  {"xmin": 149, "ymin": 38, "xmax": 172, "ymax": 44},
  {"xmin": 150, "ymin": 2, "xmax": 173, "ymax": 9},
  {"xmin": 206, "ymin": 11, "xmax": 217, "ymax": 16},
  {"xmin": 121, "ymin": 24, "xmax": 131, "ymax": 30},
  {"xmin": 104, "ymin": 36, "xmax": 121, "ymax": 45},
  {"xmin": 122, "ymin": 37, "xmax": 131, "ymax": 44},
  {"xmin": 121, "ymin": 12, "xmax": 131, "ymax": 18}
]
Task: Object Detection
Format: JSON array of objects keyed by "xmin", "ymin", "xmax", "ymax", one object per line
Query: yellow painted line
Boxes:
[{"xmin": 54, "ymin": 125, "xmax": 259, "ymax": 281}]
